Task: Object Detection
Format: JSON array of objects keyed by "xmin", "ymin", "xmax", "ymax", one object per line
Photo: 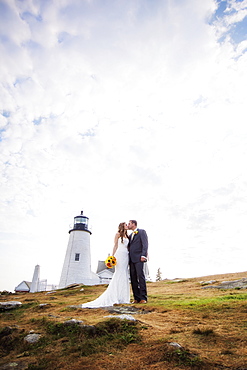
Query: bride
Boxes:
[{"xmin": 81, "ymin": 222, "xmax": 130, "ymax": 308}]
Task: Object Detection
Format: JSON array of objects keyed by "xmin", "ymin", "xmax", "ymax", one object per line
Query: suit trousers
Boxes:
[{"xmin": 129, "ymin": 260, "xmax": 147, "ymax": 302}]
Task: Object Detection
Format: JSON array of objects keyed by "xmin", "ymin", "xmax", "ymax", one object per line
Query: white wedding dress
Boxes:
[{"xmin": 81, "ymin": 237, "xmax": 130, "ymax": 308}]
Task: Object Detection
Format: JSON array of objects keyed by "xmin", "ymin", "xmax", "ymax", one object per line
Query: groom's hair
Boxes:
[{"xmin": 130, "ymin": 220, "xmax": 137, "ymax": 226}]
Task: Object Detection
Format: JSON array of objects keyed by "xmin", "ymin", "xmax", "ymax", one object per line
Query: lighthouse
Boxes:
[
  {"xmin": 30, "ymin": 264, "xmax": 40, "ymax": 293},
  {"xmin": 59, "ymin": 211, "xmax": 100, "ymax": 288}
]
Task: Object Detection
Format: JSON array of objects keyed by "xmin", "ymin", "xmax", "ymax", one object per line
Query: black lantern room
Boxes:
[{"xmin": 69, "ymin": 211, "xmax": 92, "ymax": 234}]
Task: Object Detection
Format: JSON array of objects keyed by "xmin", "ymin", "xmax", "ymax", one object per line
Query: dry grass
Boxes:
[{"xmin": 1, "ymin": 271, "xmax": 247, "ymax": 369}]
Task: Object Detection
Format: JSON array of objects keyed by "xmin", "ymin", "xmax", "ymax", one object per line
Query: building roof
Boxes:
[{"xmin": 15, "ymin": 281, "xmax": 31, "ymax": 291}]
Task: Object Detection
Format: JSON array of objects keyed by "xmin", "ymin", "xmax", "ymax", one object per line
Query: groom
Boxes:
[{"xmin": 128, "ymin": 220, "xmax": 148, "ymax": 304}]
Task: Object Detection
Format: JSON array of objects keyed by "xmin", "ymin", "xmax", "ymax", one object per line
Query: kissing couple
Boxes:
[{"xmin": 82, "ymin": 220, "xmax": 148, "ymax": 308}]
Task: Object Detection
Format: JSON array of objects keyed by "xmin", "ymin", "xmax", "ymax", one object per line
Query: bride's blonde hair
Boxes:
[{"xmin": 118, "ymin": 222, "xmax": 128, "ymax": 242}]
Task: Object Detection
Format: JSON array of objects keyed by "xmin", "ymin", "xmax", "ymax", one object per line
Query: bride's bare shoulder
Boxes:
[{"xmin": 114, "ymin": 232, "xmax": 120, "ymax": 240}]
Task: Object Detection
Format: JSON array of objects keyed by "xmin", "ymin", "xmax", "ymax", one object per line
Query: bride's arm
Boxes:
[{"xmin": 112, "ymin": 232, "xmax": 119, "ymax": 255}]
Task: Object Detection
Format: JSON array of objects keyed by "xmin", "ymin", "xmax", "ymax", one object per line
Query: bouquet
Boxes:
[{"xmin": 105, "ymin": 256, "xmax": 117, "ymax": 268}]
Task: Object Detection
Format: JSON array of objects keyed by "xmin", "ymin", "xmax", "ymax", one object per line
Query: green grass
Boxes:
[
  {"xmin": 27, "ymin": 359, "xmax": 51, "ymax": 370},
  {"xmin": 172, "ymin": 348, "xmax": 203, "ymax": 367},
  {"xmin": 161, "ymin": 345, "xmax": 204, "ymax": 368},
  {"xmin": 162, "ymin": 279, "xmax": 188, "ymax": 284},
  {"xmin": 28, "ymin": 317, "xmax": 141, "ymax": 357},
  {"xmin": 0, "ymin": 302, "xmax": 39, "ymax": 321},
  {"xmin": 1, "ymin": 276, "xmax": 247, "ymax": 369},
  {"xmin": 218, "ymin": 293, "xmax": 247, "ymax": 301},
  {"xmin": 0, "ymin": 327, "xmax": 27, "ymax": 356},
  {"xmin": 149, "ymin": 292, "xmax": 247, "ymax": 310}
]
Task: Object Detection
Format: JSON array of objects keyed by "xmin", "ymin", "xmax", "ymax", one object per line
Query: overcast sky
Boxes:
[{"xmin": 1, "ymin": 0, "xmax": 247, "ymax": 292}]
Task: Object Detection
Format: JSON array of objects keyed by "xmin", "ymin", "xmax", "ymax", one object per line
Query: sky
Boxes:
[{"xmin": 1, "ymin": 0, "xmax": 247, "ymax": 292}]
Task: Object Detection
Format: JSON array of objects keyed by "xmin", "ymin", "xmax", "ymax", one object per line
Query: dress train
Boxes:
[{"xmin": 81, "ymin": 237, "xmax": 130, "ymax": 308}]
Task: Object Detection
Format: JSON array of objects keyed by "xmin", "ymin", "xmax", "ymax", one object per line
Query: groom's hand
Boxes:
[{"xmin": 141, "ymin": 256, "xmax": 147, "ymax": 262}]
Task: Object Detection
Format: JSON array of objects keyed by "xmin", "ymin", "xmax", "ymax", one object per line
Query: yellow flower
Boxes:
[{"xmin": 105, "ymin": 256, "xmax": 117, "ymax": 269}]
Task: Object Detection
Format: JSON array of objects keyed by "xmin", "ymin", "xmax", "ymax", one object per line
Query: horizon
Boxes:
[{"xmin": 2, "ymin": 267, "xmax": 247, "ymax": 294}]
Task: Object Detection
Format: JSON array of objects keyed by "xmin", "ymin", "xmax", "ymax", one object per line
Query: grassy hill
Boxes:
[{"xmin": 1, "ymin": 271, "xmax": 247, "ymax": 369}]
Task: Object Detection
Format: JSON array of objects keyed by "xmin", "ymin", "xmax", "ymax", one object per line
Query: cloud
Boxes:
[{"xmin": 1, "ymin": 0, "xmax": 247, "ymax": 291}]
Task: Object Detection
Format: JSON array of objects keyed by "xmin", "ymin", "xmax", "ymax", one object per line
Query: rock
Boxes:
[
  {"xmin": 0, "ymin": 301, "xmax": 22, "ymax": 311},
  {"xmin": 218, "ymin": 278, "xmax": 247, "ymax": 289},
  {"xmin": 201, "ymin": 286, "xmax": 216, "ymax": 289},
  {"xmin": 0, "ymin": 363, "xmax": 19, "ymax": 369},
  {"xmin": 104, "ymin": 314, "xmax": 136, "ymax": 321},
  {"xmin": 171, "ymin": 279, "xmax": 187, "ymax": 283},
  {"xmin": 67, "ymin": 305, "xmax": 81, "ymax": 309},
  {"xmin": 0, "ymin": 326, "xmax": 14, "ymax": 338},
  {"xmin": 24, "ymin": 334, "xmax": 41, "ymax": 344},
  {"xmin": 200, "ymin": 280, "xmax": 217, "ymax": 286},
  {"xmin": 0, "ymin": 361, "xmax": 28, "ymax": 369},
  {"xmin": 63, "ymin": 319, "xmax": 84, "ymax": 325},
  {"xmin": 169, "ymin": 342, "xmax": 183, "ymax": 349},
  {"xmin": 16, "ymin": 352, "xmax": 29, "ymax": 358},
  {"xmin": 0, "ymin": 326, "xmax": 20, "ymax": 337},
  {"xmin": 62, "ymin": 320, "xmax": 96, "ymax": 335},
  {"xmin": 202, "ymin": 278, "xmax": 247, "ymax": 290},
  {"xmin": 38, "ymin": 303, "xmax": 52, "ymax": 309},
  {"xmin": 103, "ymin": 305, "xmax": 150, "ymax": 315},
  {"xmin": 81, "ymin": 325, "xmax": 96, "ymax": 335}
]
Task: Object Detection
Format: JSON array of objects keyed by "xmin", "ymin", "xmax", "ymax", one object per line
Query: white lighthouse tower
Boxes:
[
  {"xmin": 59, "ymin": 211, "xmax": 100, "ymax": 288},
  {"xmin": 30, "ymin": 264, "xmax": 40, "ymax": 293}
]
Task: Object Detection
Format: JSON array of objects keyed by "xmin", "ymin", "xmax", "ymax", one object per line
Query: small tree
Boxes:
[{"xmin": 156, "ymin": 268, "xmax": 162, "ymax": 281}]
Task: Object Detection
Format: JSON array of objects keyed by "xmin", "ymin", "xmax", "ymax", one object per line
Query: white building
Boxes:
[
  {"xmin": 15, "ymin": 281, "xmax": 31, "ymax": 293},
  {"xmin": 30, "ymin": 264, "xmax": 40, "ymax": 293},
  {"xmin": 96, "ymin": 260, "xmax": 115, "ymax": 284},
  {"xmin": 15, "ymin": 265, "xmax": 58, "ymax": 293},
  {"xmin": 59, "ymin": 211, "xmax": 100, "ymax": 288}
]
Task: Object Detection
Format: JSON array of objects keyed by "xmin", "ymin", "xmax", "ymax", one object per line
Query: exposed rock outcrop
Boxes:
[
  {"xmin": 0, "ymin": 301, "xmax": 22, "ymax": 311},
  {"xmin": 202, "ymin": 278, "xmax": 247, "ymax": 289}
]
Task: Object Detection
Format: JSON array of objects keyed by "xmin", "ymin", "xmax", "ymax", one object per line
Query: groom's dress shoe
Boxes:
[
  {"xmin": 131, "ymin": 300, "xmax": 139, "ymax": 304},
  {"xmin": 139, "ymin": 300, "xmax": 147, "ymax": 304}
]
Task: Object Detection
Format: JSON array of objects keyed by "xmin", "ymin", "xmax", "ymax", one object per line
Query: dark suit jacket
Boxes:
[{"xmin": 129, "ymin": 228, "xmax": 148, "ymax": 263}]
